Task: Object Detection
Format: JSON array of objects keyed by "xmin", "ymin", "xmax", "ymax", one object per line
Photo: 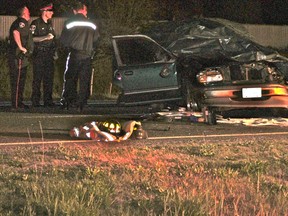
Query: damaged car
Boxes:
[{"xmin": 111, "ymin": 18, "xmax": 288, "ymax": 124}]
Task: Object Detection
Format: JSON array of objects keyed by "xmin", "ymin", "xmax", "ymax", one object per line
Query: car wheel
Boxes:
[
  {"xmin": 116, "ymin": 94, "xmax": 125, "ymax": 105},
  {"xmin": 203, "ymin": 107, "xmax": 217, "ymax": 125},
  {"xmin": 182, "ymin": 81, "xmax": 199, "ymax": 111}
]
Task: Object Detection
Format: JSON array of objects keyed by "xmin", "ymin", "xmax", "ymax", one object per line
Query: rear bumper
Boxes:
[{"xmin": 202, "ymin": 84, "xmax": 288, "ymax": 110}]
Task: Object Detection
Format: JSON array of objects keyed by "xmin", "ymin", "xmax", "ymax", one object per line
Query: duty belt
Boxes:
[
  {"xmin": 35, "ymin": 46, "xmax": 53, "ymax": 52},
  {"xmin": 70, "ymin": 49, "xmax": 91, "ymax": 58},
  {"xmin": 70, "ymin": 49, "xmax": 90, "ymax": 55}
]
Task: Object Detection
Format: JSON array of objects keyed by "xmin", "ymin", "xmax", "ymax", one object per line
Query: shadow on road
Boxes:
[
  {"xmin": 220, "ymin": 108, "xmax": 288, "ymax": 118},
  {"xmin": 1, "ymin": 102, "xmax": 287, "ymax": 117}
]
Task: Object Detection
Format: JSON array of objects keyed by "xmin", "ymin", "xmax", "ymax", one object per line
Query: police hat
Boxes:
[{"xmin": 40, "ymin": 2, "xmax": 53, "ymax": 11}]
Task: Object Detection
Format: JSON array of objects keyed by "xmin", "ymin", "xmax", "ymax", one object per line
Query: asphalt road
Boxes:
[{"xmin": 0, "ymin": 103, "xmax": 287, "ymax": 145}]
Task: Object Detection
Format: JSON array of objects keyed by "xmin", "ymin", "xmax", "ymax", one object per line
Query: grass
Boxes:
[{"xmin": 0, "ymin": 138, "xmax": 288, "ymax": 215}]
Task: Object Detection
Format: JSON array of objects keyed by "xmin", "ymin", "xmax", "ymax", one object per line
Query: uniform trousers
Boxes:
[
  {"xmin": 7, "ymin": 52, "xmax": 28, "ymax": 108},
  {"xmin": 32, "ymin": 50, "xmax": 54, "ymax": 106},
  {"xmin": 61, "ymin": 51, "xmax": 92, "ymax": 106}
]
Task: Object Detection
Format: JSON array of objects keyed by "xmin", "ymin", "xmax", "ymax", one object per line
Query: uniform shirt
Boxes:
[
  {"xmin": 30, "ymin": 18, "xmax": 56, "ymax": 49},
  {"xmin": 60, "ymin": 13, "xmax": 99, "ymax": 57},
  {"xmin": 8, "ymin": 17, "xmax": 33, "ymax": 52}
]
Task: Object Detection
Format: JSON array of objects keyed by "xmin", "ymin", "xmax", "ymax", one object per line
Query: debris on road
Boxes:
[
  {"xmin": 156, "ymin": 110, "xmax": 205, "ymax": 123},
  {"xmin": 217, "ymin": 117, "xmax": 288, "ymax": 127},
  {"xmin": 147, "ymin": 107, "xmax": 288, "ymax": 127},
  {"xmin": 70, "ymin": 120, "xmax": 148, "ymax": 142},
  {"xmin": 150, "ymin": 107, "xmax": 207, "ymax": 123}
]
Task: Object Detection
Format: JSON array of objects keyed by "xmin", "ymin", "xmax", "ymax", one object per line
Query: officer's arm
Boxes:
[
  {"xmin": 93, "ymin": 29, "xmax": 99, "ymax": 46},
  {"xmin": 13, "ymin": 30, "xmax": 27, "ymax": 53},
  {"xmin": 33, "ymin": 33, "xmax": 54, "ymax": 42}
]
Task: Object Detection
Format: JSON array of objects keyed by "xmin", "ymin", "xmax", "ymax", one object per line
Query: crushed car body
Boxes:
[{"xmin": 111, "ymin": 18, "xmax": 288, "ymax": 123}]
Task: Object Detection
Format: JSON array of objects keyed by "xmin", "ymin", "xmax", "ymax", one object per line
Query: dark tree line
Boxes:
[
  {"xmin": 1, "ymin": 0, "xmax": 287, "ymax": 25},
  {"xmin": 153, "ymin": 0, "xmax": 288, "ymax": 25}
]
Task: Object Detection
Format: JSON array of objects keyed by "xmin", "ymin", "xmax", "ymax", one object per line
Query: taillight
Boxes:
[
  {"xmin": 197, "ymin": 68, "xmax": 223, "ymax": 85},
  {"xmin": 272, "ymin": 87, "xmax": 287, "ymax": 95}
]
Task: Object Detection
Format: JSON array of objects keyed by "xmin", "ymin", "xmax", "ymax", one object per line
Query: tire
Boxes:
[
  {"xmin": 203, "ymin": 108, "xmax": 217, "ymax": 125},
  {"xmin": 182, "ymin": 80, "xmax": 199, "ymax": 111}
]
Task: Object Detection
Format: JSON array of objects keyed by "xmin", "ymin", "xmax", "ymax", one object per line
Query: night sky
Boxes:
[
  {"xmin": 0, "ymin": 0, "xmax": 49, "ymax": 16},
  {"xmin": 0, "ymin": 0, "xmax": 73, "ymax": 17},
  {"xmin": 0, "ymin": 0, "xmax": 68, "ymax": 16}
]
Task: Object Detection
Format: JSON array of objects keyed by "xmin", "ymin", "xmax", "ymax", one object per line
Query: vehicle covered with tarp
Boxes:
[{"xmin": 111, "ymin": 18, "xmax": 288, "ymax": 124}]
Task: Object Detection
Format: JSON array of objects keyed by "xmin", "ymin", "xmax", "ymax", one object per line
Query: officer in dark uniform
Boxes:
[
  {"xmin": 59, "ymin": 2, "xmax": 99, "ymax": 111},
  {"xmin": 30, "ymin": 2, "xmax": 56, "ymax": 107},
  {"xmin": 7, "ymin": 5, "xmax": 33, "ymax": 109}
]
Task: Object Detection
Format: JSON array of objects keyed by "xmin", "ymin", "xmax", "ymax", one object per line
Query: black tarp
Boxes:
[
  {"xmin": 141, "ymin": 18, "xmax": 288, "ymax": 80},
  {"xmin": 142, "ymin": 18, "xmax": 288, "ymax": 64}
]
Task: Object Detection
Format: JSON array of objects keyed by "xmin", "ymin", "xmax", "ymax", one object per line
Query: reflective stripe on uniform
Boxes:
[{"xmin": 66, "ymin": 21, "xmax": 96, "ymax": 30}]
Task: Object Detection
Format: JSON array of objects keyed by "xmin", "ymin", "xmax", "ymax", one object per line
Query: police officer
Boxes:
[
  {"xmin": 30, "ymin": 2, "xmax": 56, "ymax": 107},
  {"xmin": 7, "ymin": 5, "xmax": 33, "ymax": 109},
  {"xmin": 59, "ymin": 2, "xmax": 99, "ymax": 111}
]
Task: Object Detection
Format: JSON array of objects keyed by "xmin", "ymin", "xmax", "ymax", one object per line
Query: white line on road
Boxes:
[
  {"xmin": 22, "ymin": 115, "xmax": 101, "ymax": 118},
  {"xmin": 148, "ymin": 131, "xmax": 288, "ymax": 139}
]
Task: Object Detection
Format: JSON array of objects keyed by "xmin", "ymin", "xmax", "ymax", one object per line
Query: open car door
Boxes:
[{"xmin": 112, "ymin": 35, "xmax": 182, "ymax": 105}]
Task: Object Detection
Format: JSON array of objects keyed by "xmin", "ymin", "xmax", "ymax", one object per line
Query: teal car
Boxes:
[{"xmin": 112, "ymin": 35, "xmax": 182, "ymax": 105}]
